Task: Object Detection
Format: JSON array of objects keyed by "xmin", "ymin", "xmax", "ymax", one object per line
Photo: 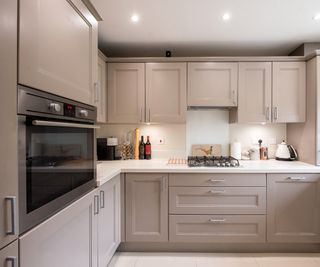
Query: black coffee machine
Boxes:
[{"xmin": 97, "ymin": 137, "xmax": 118, "ymax": 160}]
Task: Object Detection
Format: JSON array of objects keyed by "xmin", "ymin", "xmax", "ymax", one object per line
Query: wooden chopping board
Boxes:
[{"xmin": 191, "ymin": 144, "xmax": 222, "ymax": 157}]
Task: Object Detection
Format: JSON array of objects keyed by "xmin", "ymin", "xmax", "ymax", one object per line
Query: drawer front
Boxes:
[
  {"xmin": 169, "ymin": 215, "xmax": 266, "ymax": 243},
  {"xmin": 169, "ymin": 174, "xmax": 266, "ymax": 187},
  {"xmin": 169, "ymin": 187, "xmax": 266, "ymax": 214}
]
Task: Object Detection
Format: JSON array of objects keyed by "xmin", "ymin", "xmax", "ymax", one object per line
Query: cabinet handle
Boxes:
[
  {"xmin": 274, "ymin": 107, "xmax": 278, "ymax": 121},
  {"xmin": 232, "ymin": 90, "xmax": 237, "ymax": 105},
  {"xmin": 208, "ymin": 179, "xmax": 225, "ymax": 183},
  {"xmin": 140, "ymin": 108, "xmax": 143, "ymax": 123},
  {"xmin": 99, "ymin": 190, "xmax": 105, "ymax": 209},
  {"xmin": 6, "ymin": 257, "xmax": 17, "ymax": 267},
  {"xmin": 209, "ymin": 218, "xmax": 226, "ymax": 223},
  {"xmin": 94, "ymin": 195, "xmax": 99, "ymax": 215},
  {"xmin": 208, "ymin": 190, "xmax": 226, "ymax": 194},
  {"xmin": 148, "ymin": 109, "xmax": 151, "ymax": 123},
  {"xmin": 287, "ymin": 176, "xmax": 306, "ymax": 181},
  {"xmin": 266, "ymin": 107, "xmax": 270, "ymax": 121},
  {"xmin": 5, "ymin": 196, "xmax": 17, "ymax": 235}
]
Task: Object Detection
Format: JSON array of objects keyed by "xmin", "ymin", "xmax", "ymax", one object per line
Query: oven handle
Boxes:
[{"xmin": 32, "ymin": 120, "xmax": 100, "ymax": 129}]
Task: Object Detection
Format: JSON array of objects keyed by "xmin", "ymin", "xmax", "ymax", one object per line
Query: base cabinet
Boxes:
[
  {"xmin": 19, "ymin": 190, "xmax": 98, "ymax": 267},
  {"xmin": 125, "ymin": 173, "xmax": 168, "ymax": 242},
  {"xmin": 0, "ymin": 241, "xmax": 18, "ymax": 267},
  {"xmin": 267, "ymin": 174, "xmax": 320, "ymax": 243},
  {"xmin": 97, "ymin": 175, "xmax": 121, "ymax": 267}
]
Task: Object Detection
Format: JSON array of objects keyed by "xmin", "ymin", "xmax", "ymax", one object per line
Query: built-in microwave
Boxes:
[{"xmin": 18, "ymin": 85, "xmax": 98, "ymax": 233}]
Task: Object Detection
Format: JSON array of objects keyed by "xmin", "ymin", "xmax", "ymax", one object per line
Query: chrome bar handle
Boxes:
[
  {"xmin": 94, "ymin": 195, "xmax": 99, "ymax": 215},
  {"xmin": 5, "ymin": 197, "xmax": 17, "ymax": 235},
  {"xmin": 232, "ymin": 90, "xmax": 237, "ymax": 105},
  {"xmin": 208, "ymin": 179, "xmax": 225, "ymax": 183},
  {"xmin": 140, "ymin": 108, "xmax": 143, "ymax": 122},
  {"xmin": 208, "ymin": 190, "xmax": 226, "ymax": 194},
  {"xmin": 287, "ymin": 176, "xmax": 306, "ymax": 181},
  {"xmin": 148, "ymin": 109, "xmax": 151, "ymax": 123},
  {"xmin": 209, "ymin": 218, "xmax": 226, "ymax": 223},
  {"xmin": 274, "ymin": 107, "xmax": 278, "ymax": 121},
  {"xmin": 32, "ymin": 120, "xmax": 100, "ymax": 129},
  {"xmin": 6, "ymin": 257, "xmax": 17, "ymax": 267},
  {"xmin": 266, "ymin": 107, "xmax": 270, "ymax": 121},
  {"xmin": 99, "ymin": 190, "xmax": 105, "ymax": 209}
]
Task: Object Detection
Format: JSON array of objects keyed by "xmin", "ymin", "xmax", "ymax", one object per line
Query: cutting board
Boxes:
[{"xmin": 191, "ymin": 144, "xmax": 222, "ymax": 156}]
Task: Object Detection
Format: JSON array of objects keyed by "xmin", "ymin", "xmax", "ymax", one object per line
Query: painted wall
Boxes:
[{"xmin": 97, "ymin": 110, "xmax": 287, "ymax": 159}]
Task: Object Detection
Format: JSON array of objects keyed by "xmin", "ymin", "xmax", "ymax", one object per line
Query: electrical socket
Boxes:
[{"xmin": 157, "ymin": 138, "xmax": 165, "ymax": 145}]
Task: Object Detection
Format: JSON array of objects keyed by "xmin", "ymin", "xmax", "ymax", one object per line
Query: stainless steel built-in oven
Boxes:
[{"xmin": 18, "ymin": 85, "xmax": 98, "ymax": 233}]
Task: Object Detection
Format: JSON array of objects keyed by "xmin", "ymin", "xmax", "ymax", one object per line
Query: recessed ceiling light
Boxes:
[
  {"xmin": 313, "ymin": 14, "xmax": 320, "ymax": 21},
  {"xmin": 222, "ymin": 13, "xmax": 231, "ymax": 21},
  {"xmin": 131, "ymin": 14, "xmax": 140, "ymax": 23}
]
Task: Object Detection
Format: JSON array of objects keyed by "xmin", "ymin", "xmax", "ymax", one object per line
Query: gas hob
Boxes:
[{"xmin": 187, "ymin": 156, "xmax": 240, "ymax": 167}]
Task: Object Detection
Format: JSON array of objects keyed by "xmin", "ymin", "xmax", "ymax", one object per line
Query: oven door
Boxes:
[{"xmin": 18, "ymin": 115, "xmax": 97, "ymax": 234}]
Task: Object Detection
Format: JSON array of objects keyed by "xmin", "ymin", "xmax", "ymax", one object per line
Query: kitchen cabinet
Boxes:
[
  {"xmin": 146, "ymin": 63, "xmax": 187, "ymax": 123},
  {"xmin": 20, "ymin": 189, "xmax": 98, "ymax": 267},
  {"xmin": 267, "ymin": 174, "xmax": 320, "ymax": 243},
  {"xmin": 236, "ymin": 62, "xmax": 272, "ymax": 123},
  {"xmin": 272, "ymin": 62, "xmax": 306, "ymax": 123},
  {"xmin": 107, "ymin": 63, "xmax": 145, "ymax": 123},
  {"xmin": 96, "ymin": 53, "xmax": 107, "ymax": 123},
  {"xmin": 0, "ymin": 240, "xmax": 18, "ymax": 267},
  {"xmin": 188, "ymin": 62, "xmax": 238, "ymax": 107},
  {"xmin": 0, "ymin": 0, "xmax": 18, "ymax": 250},
  {"xmin": 19, "ymin": 0, "xmax": 98, "ymax": 105},
  {"xmin": 97, "ymin": 175, "xmax": 121, "ymax": 267},
  {"xmin": 125, "ymin": 173, "xmax": 168, "ymax": 242}
]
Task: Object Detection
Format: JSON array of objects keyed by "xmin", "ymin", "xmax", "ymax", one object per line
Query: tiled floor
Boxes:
[{"xmin": 108, "ymin": 252, "xmax": 320, "ymax": 267}]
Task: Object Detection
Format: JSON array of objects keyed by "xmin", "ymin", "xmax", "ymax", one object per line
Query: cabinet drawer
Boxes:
[
  {"xmin": 169, "ymin": 174, "xmax": 266, "ymax": 187},
  {"xmin": 169, "ymin": 187, "xmax": 266, "ymax": 214},
  {"xmin": 169, "ymin": 215, "xmax": 266, "ymax": 243}
]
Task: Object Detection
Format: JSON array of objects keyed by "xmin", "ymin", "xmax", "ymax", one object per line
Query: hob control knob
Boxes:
[
  {"xmin": 49, "ymin": 103, "xmax": 61, "ymax": 112},
  {"xmin": 79, "ymin": 109, "xmax": 89, "ymax": 118}
]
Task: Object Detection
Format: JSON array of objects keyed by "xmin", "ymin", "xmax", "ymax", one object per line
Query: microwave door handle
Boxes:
[{"xmin": 32, "ymin": 120, "xmax": 100, "ymax": 129}]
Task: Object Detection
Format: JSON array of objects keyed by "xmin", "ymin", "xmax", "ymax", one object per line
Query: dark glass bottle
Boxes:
[
  {"xmin": 139, "ymin": 136, "xmax": 145, "ymax": 160},
  {"xmin": 144, "ymin": 136, "xmax": 152, "ymax": 160}
]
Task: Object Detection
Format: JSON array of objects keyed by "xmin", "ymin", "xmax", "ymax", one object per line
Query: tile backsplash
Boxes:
[{"xmin": 97, "ymin": 110, "xmax": 286, "ymax": 159}]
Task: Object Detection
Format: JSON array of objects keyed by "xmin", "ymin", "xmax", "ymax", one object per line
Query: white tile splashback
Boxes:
[{"xmin": 97, "ymin": 110, "xmax": 287, "ymax": 158}]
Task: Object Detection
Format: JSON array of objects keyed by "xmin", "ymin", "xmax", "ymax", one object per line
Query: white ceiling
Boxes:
[{"xmin": 92, "ymin": 0, "xmax": 320, "ymax": 57}]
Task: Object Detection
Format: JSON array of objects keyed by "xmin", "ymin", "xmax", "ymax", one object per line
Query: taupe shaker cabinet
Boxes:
[
  {"xmin": 97, "ymin": 54, "xmax": 107, "ymax": 123},
  {"xmin": 267, "ymin": 174, "xmax": 320, "ymax": 243},
  {"xmin": 19, "ymin": 0, "xmax": 98, "ymax": 106},
  {"xmin": 107, "ymin": 63, "xmax": 187, "ymax": 123},
  {"xmin": 0, "ymin": 241, "xmax": 18, "ymax": 267},
  {"xmin": 188, "ymin": 62, "xmax": 238, "ymax": 107},
  {"xmin": 125, "ymin": 173, "xmax": 168, "ymax": 242}
]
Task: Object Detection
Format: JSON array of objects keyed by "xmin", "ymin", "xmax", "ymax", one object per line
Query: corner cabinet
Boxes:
[
  {"xmin": 267, "ymin": 174, "xmax": 320, "ymax": 243},
  {"xmin": 96, "ymin": 54, "xmax": 107, "ymax": 123},
  {"xmin": 97, "ymin": 175, "xmax": 121, "ymax": 267},
  {"xmin": 20, "ymin": 190, "xmax": 98, "ymax": 267},
  {"xmin": 107, "ymin": 63, "xmax": 145, "ymax": 123},
  {"xmin": 125, "ymin": 173, "xmax": 168, "ymax": 242},
  {"xmin": 19, "ymin": 0, "xmax": 98, "ymax": 105},
  {"xmin": 146, "ymin": 63, "xmax": 187, "ymax": 123},
  {"xmin": 188, "ymin": 62, "xmax": 238, "ymax": 107}
]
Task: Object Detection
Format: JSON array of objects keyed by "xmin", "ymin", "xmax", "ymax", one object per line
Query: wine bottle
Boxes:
[
  {"xmin": 139, "ymin": 136, "xmax": 145, "ymax": 160},
  {"xmin": 145, "ymin": 136, "xmax": 152, "ymax": 160}
]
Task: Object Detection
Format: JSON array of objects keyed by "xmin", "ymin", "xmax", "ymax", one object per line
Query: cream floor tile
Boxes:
[
  {"xmin": 196, "ymin": 256, "xmax": 259, "ymax": 267},
  {"xmin": 255, "ymin": 256, "xmax": 320, "ymax": 267},
  {"xmin": 108, "ymin": 253, "xmax": 140, "ymax": 267}
]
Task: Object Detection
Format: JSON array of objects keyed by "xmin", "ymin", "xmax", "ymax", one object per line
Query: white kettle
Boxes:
[{"xmin": 275, "ymin": 140, "xmax": 298, "ymax": 161}]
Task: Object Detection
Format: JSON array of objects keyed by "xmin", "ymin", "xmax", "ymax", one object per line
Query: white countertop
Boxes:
[{"xmin": 96, "ymin": 159, "xmax": 320, "ymax": 186}]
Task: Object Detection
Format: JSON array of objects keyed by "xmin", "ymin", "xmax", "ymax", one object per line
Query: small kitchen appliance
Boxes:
[
  {"xmin": 187, "ymin": 156, "xmax": 240, "ymax": 167},
  {"xmin": 275, "ymin": 140, "xmax": 298, "ymax": 161}
]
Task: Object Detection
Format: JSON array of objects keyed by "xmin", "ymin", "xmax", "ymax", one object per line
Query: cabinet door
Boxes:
[
  {"xmin": 96, "ymin": 55, "xmax": 107, "ymax": 123},
  {"xmin": 0, "ymin": 240, "xmax": 18, "ymax": 267},
  {"xmin": 107, "ymin": 63, "xmax": 145, "ymax": 123},
  {"xmin": 19, "ymin": 0, "xmax": 98, "ymax": 105},
  {"xmin": 0, "ymin": 0, "xmax": 18, "ymax": 250},
  {"xmin": 20, "ymin": 190, "xmax": 98, "ymax": 267},
  {"xmin": 188, "ymin": 62, "xmax": 238, "ymax": 107},
  {"xmin": 146, "ymin": 63, "xmax": 186, "ymax": 123},
  {"xmin": 272, "ymin": 62, "xmax": 306, "ymax": 123},
  {"xmin": 267, "ymin": 174, "xmax": 320, "ymax": 243},
  {"xmin": 98, "ymin": 176, "xmax": 121, "ymax": 267},
  {"xmin": 125, "ymin": 173, "xmax": 168, "ymax": 242},
  {"xmin": 238, "ymin": 62, "xmax": 272, "ymax": 123}
]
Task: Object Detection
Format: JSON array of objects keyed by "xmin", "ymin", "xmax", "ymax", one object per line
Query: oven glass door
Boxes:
[{"xmin": 19, "ymin": 116, "xmax": 95, "ymax": 233}]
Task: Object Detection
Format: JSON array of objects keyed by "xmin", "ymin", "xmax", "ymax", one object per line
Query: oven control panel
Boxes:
[{"xmin": 64, "ymin": 103, "xmax": 76, "ymax": 117}]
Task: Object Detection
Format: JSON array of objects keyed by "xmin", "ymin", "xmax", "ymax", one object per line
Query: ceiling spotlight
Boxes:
[
  {"xmin": 131, "ymin": 14, "xmax": 140, "ymax": 23},
  {"xmin": 222, "ymin": 13, "xmax": 231, "ymax": 21},
  {"xmin": 313, "ymin": 14, "xmax": 320, "ymax": 21}
]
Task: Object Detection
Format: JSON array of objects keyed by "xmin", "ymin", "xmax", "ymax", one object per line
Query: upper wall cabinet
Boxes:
[
  {"xmin": 146, "ymin": 63, "xmax": 187, "ymax": 123},
  {"xmin": 19, "ymin": 0, "xmax": 98, "ymax": 106},
  {"xmin": 107, "ymin": 63, "xmax": 145, "ymax": 123},
  {"xmin": 272, "ymin": 62, "xmax": 306, "ymax": 123},
  {"xmin": 237, "ymin": 62, "xmax": 272, "ymax": 123},
  {"xmin": 96, "ymin": 54, "xmax": 107, "ymax": 123},
  {"xmin": 188, "ymin": 62, "xmax": 238, "ymax": 107}
]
